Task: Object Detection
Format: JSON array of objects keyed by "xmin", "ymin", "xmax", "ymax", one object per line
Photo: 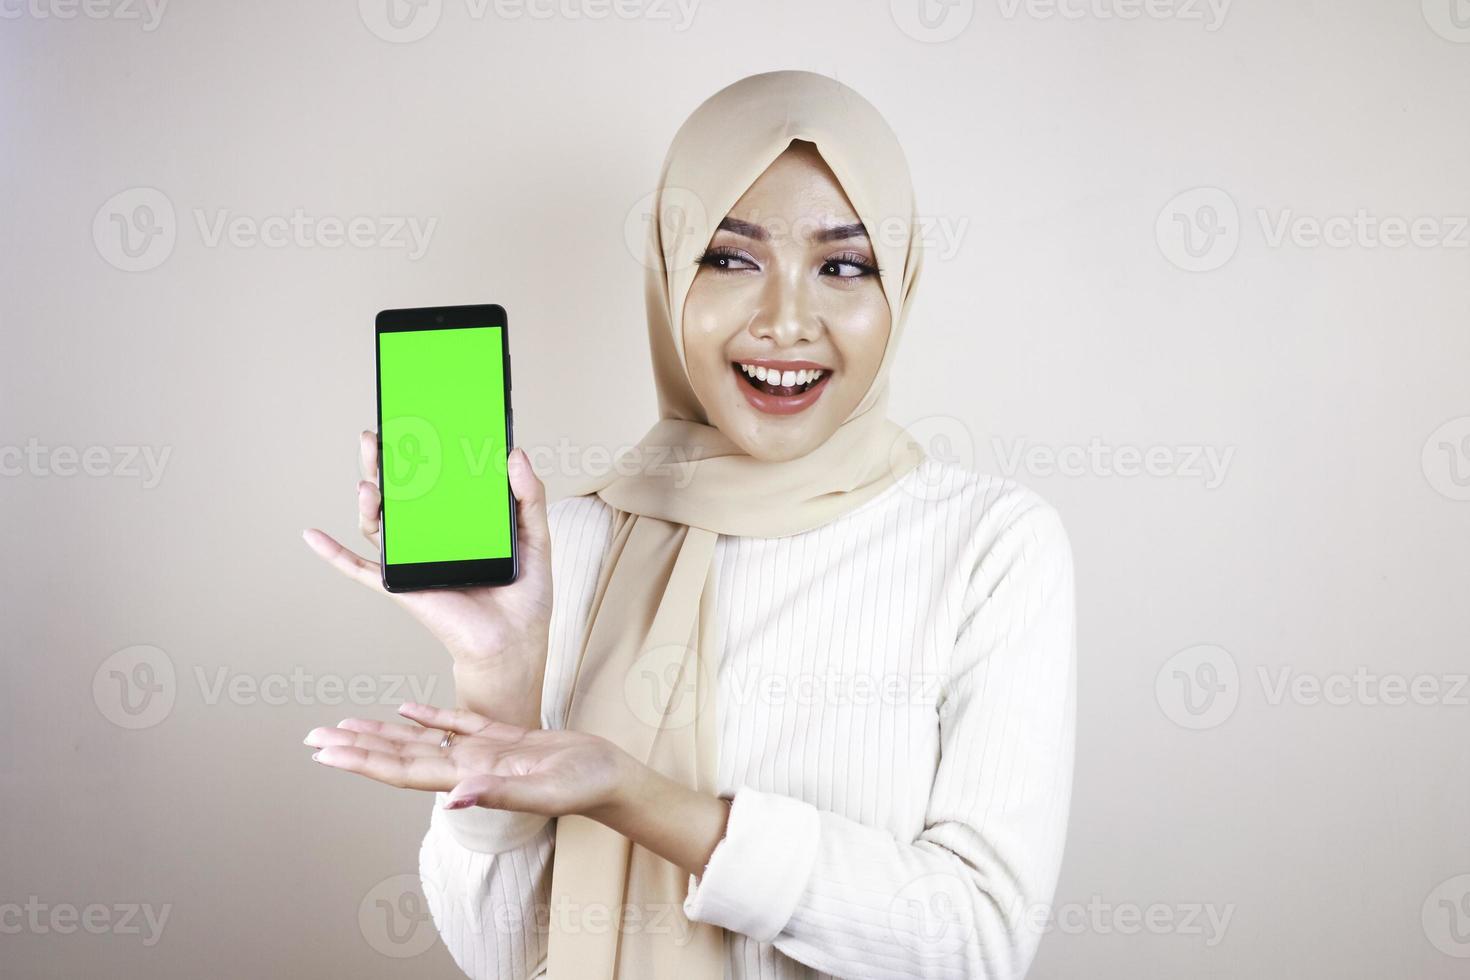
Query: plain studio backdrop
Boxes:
[{"xmin": 2, "ymin": 2, "xmax": 1468, "ymax": 977}]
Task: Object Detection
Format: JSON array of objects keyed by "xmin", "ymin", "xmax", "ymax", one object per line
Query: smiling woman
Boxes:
[
  {"xmin": 682, "ymin": 142, "xmax": 891, "ymax": 446},
  {"xmin": 303, "ymin": 69, "xmax": 1076, "ymax": 980}
]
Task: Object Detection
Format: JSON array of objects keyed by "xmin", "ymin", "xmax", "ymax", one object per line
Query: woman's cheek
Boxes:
[
  {"xmin": 829, "ymin": 296, "xmax": 892, "ymax": 386},
  {"xmin": 681, "ymin": 296, "xmax": 736, "ymax": 403}
]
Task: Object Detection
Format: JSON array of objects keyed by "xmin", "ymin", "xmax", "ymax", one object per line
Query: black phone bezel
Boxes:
[{"xmin": 374, "ymin": 303, "xmax": 517, "ymax": 592}]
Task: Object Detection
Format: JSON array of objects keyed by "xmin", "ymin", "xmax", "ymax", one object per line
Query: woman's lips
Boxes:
[{"xmin": 730, "ymin": 361, "xmax": 832, "ymax": 416}]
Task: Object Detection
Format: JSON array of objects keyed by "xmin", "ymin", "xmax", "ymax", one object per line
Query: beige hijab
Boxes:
[{"xmin": 546, "ymin": 69, "xmax": 926, "ymax": 980}]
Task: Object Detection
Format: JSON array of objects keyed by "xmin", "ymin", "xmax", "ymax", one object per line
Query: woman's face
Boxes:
[{"xmin": 681, "ymin": 140, "xmax": 891, "ymax": 462}]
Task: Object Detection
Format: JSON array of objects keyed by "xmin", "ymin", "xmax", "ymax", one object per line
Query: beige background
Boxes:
[{"xmin": 3, "ymin": 1, "xmax": 1469, "ymax": 977}]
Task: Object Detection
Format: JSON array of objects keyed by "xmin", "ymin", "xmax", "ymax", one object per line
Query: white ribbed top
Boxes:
[{"xmin": 418, "ymin": 456, "xmax": 1077, "ymax": 980}]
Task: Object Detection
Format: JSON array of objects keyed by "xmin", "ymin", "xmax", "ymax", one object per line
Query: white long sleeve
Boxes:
[
  {"xmin": 682, "ymin": 498, "xmax": 1076, "ymax": 979},
  {"xmin": 419, "ymin": 457, "xmax": 1077, "ymax": 980},
  {"xmin": 417, "ymin": 492, "xmax": 615, "ymax": 980}
]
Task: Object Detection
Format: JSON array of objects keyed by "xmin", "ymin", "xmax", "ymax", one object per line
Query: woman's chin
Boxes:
[{"xmin": 719, "ymin": 412, "xmax": 836, "ymax": 462}]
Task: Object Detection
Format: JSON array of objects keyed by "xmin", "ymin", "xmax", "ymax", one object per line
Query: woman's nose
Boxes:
[{"xmin": 748, "ymin": 267, "xmax": 820, "ymax": 347}]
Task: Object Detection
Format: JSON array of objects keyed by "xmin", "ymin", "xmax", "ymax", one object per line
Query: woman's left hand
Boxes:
[{"xmin": 304, "ymin": 701, "xmax": 632, "ymax": 818}]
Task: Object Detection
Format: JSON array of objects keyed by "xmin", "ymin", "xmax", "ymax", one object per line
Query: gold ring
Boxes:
[{"xmin": 439, "ymin": 729, "xmax": 456, "ymax": 749}]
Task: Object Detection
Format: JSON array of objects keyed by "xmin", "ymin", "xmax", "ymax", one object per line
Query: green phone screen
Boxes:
[{"xmin": 378, "ymin": 325, "xmax": 510, "ymax": 565}]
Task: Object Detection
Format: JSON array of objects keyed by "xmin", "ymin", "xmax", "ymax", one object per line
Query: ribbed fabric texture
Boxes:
[{"xmin": 418, "ymin": 457, "xmax": 1077, "ymax": 980}]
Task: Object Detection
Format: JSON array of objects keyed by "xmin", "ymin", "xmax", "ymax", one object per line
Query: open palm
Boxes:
[{"xmin": 304, "ymin": 701, "xmax": 626, "ymax": 816}]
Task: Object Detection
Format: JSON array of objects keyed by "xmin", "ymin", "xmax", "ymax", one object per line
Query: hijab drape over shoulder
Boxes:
[{"xmin": 547, "ymin": 69, "xmax": 927, "ymax": 980}]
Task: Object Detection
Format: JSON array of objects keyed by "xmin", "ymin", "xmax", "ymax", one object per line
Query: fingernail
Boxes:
[
  {"xmin": 445, "ymin": 797, "xmax": 475, "ymax": 810},
  {"xmin": 311, "ymin": 752, "xmax": 323, "ymax": 762}
]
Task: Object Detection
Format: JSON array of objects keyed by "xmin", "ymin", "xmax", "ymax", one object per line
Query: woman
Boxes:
[{"xmin": 303, "ymin": 69, "xmax": 1076, "ymax": 980}]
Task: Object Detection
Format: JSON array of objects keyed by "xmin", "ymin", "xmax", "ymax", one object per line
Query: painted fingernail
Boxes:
[{"xmin": 445, "ymin": 797, "xmax": 475, "ymax": 809}]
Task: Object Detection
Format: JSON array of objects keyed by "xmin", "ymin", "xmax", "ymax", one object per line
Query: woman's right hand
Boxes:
[{"xmin": 302, "ymin": 431, "xmax": 554, "ymax": 730}]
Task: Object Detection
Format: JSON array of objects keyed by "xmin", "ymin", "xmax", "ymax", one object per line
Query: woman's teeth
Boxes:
[{"xmin": 735, "ymin": 362, "xmax": 825, "ymax": 394}]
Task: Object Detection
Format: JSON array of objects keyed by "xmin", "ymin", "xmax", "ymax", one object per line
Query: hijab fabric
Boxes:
[{"xmin": 545, "ymin": 69, "xmax": 927, "ymax": 980}]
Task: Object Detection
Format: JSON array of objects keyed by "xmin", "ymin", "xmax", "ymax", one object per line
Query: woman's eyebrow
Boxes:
[
  {"xmin": 811, "ymin": 222, "xmax": 869, "ymax": 243},
  {"xmin": 716, "ymin": 217, "xmax": 870, "ymax": 243},
  {"xmin": 717, "ymin": 217, "xmax": 770, "ymax": 241}
]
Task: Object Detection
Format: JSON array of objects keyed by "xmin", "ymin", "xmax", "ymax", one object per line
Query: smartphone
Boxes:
[{"xmin": 375, "ymin": 304, "xmax": 517, "ymax": 592}]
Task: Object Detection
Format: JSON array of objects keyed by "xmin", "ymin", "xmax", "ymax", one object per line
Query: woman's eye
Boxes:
[
  {"xmin": 696, "ymin": 247, "xmax": 756, "ymax": 272},
  {"xmin": 695, "ymin": 246, "xmax": 880, "ymax": 279},
  {"xmin": 822, "ymin": 252, "xmax": 881, "ymax": 279}
]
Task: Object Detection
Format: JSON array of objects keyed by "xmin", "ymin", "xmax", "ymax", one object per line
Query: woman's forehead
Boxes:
[{"xmin": 716, "ymin": 163, "xmax": 868, "ymax": 248}]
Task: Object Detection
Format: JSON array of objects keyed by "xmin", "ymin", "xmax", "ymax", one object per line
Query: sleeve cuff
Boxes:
[
  {"xmin": 682, "ymin": 786, "xmax": 821, "ymax": 942},
  {"xmin": 430, "ymin": 793, "xmax": 551, "ymax": 854}
]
